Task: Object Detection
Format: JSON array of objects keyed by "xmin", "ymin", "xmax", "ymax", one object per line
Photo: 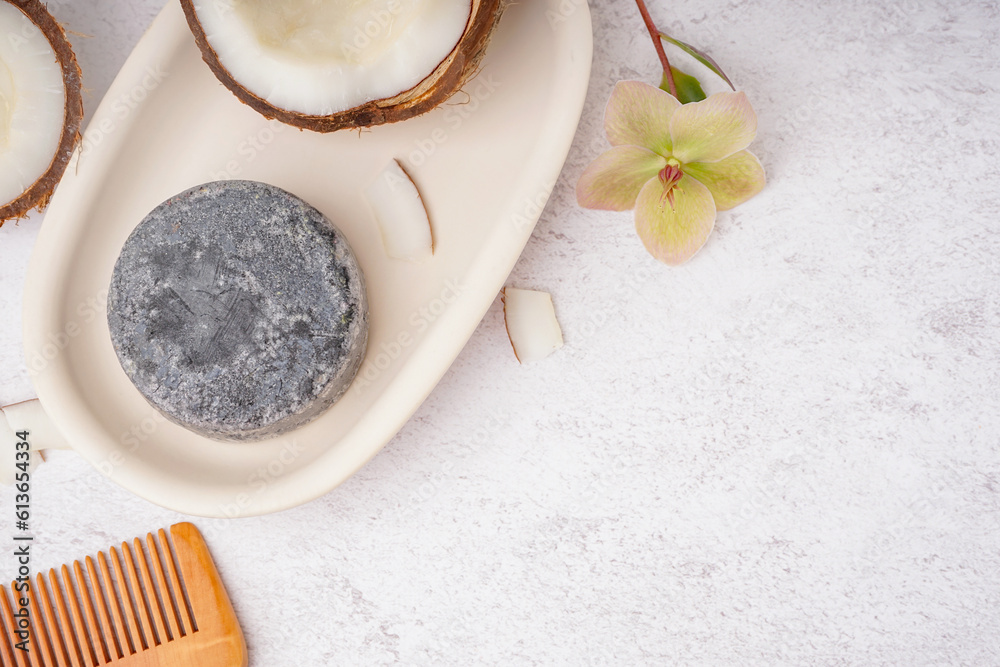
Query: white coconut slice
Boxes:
[
  {"xmin": 502, "ymin": 288, "xmax": 564, "ymax": 363},
  {"xmin": 0, "ymin": 0, "xmax": 83, "ymax": 223},
  {"xmin": 364, "ymin": 158, "xmax": 434, "ymax": 262},
  {"xmin": 181, "ymin": 0, "xmax": 507, "ymax": 132},
  {"xmin": 1, "ymin": 399, "xmax": 71, "ymax": 450},
  {"xmin": 0, "ymin": 409, "xmax": 45, "ymax": 485}
]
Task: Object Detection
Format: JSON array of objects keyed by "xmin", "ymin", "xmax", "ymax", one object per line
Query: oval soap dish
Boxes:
[{"xmin": 23, "ymin": 0, "xmax": 593, "ymax": 517}]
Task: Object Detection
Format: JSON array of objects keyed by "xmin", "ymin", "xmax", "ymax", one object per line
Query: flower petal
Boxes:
[
  {"xmin": 669, "ymin": 91, "xmax": 757, "ymax": 164},
  {"xmin": 684, "ymin": 150, "xmax": 766, "ymax": 211},
  {"xmin": 604, "ymin": 80, "xmax": 680, "ymax": 157},
  {"xmin": 634, "ymin": 174, "xmax": 716, "ymax": 265},
  {"xmin": 576, "ymin": 145, "xmax": 666, "ymax": 211}
]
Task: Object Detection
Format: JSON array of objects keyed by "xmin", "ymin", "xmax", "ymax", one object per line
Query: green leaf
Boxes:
[
  {"xmin": 659, "ymin": 32, "xmax": 736, "ymax": 90},
  {"xmin": 661, "ymin": 67, "xmax": 706, "ymax": 104}
]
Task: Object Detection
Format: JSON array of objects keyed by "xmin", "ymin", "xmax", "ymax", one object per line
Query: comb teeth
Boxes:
[{"xmin": 2, "ymin": 530, "xmax": 198, "ymax": 666}]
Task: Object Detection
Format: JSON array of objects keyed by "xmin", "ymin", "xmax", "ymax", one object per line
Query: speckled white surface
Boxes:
[{"xmin": 3, "ymin": 1, "xmax": 1000, "ymax": 664}]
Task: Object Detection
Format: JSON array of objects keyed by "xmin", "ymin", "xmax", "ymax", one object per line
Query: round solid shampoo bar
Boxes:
[{"xmin": 107, "ymin": 180, "xmax": 368, "ymax": 441}]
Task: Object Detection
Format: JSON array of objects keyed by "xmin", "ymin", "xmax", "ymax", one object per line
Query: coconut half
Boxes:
[
  {"xmin": 181, "ymin": 0, "xmax": 506, "ymax": 132},
  {"xmin": 0, "ymin": 0, "xmax": 82, "ymax": 224}
]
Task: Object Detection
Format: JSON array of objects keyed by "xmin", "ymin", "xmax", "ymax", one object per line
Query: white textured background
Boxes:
[{"xmin": 3, "ymin": 0, "xmax": 1000, "ymax": 665}]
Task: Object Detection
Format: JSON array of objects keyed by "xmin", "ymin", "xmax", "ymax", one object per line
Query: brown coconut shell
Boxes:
[
  {"xmin": 180, "ymin": 0, "xmax": 507, "ymax": 133},
  {"xmin": 0, "ymin": 0, "xmax": 83, "ymax": 225}
]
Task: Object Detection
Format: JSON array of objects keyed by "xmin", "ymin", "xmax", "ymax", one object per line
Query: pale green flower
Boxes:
[{"xmin": 577, "ymin": 81, "xmax": 766, "ymax": 265}]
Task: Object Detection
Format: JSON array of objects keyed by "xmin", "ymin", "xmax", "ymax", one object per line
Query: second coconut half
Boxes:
[{"xmin": 180, "ymin": 0, "xmax": 507, "ymax": 132}]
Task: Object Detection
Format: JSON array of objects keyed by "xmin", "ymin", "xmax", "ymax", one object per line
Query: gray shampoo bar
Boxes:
[{"xmin": 107, "ymin": 180, "xmax": 369, "ymax": 441}]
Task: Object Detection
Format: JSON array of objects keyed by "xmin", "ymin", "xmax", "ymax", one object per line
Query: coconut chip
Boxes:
[
  {"xmin": 365, "ymin": 158, "xmax": 434, "ymax": 262},
  {"xmin": 502, "ymin": 287, "xmax": 564, "ymax": 363}
]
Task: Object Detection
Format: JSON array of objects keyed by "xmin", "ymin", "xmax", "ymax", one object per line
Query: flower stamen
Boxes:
[{"xmin": 658, "ymin": 163, "xmax": 683, "ymax": 209}]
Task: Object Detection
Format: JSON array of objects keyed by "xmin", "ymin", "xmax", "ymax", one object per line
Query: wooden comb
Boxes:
[{"xmin": 0, "ymin": 522, "xmax": 246, "ymax": 666}]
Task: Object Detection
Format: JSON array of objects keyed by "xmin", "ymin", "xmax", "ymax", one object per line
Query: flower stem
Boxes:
[{"xmin": 634, "ymin": 0, "xmax": 677, "ymax": 98}]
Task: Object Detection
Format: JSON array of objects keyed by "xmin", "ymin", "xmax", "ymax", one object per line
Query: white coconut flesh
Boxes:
[
  {"xmin": 502, "ymin": 288, "xmax": 564, "ymax": 364},
  {"xmin": 0, "ymin": 2, "xmax": 67, "ymax": 209},
  {"xmin": 192, "ymin": 0, "xmax": 473, "ymax": 116},
  {"xmin": 364, "ymin": 158, "xmax": 433, "ymax": 262}
]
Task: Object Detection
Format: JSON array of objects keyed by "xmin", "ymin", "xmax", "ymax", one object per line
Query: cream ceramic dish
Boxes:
[{"xmin": 22, "ymin": 0, "xmax": 592, "ymax": 517}]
